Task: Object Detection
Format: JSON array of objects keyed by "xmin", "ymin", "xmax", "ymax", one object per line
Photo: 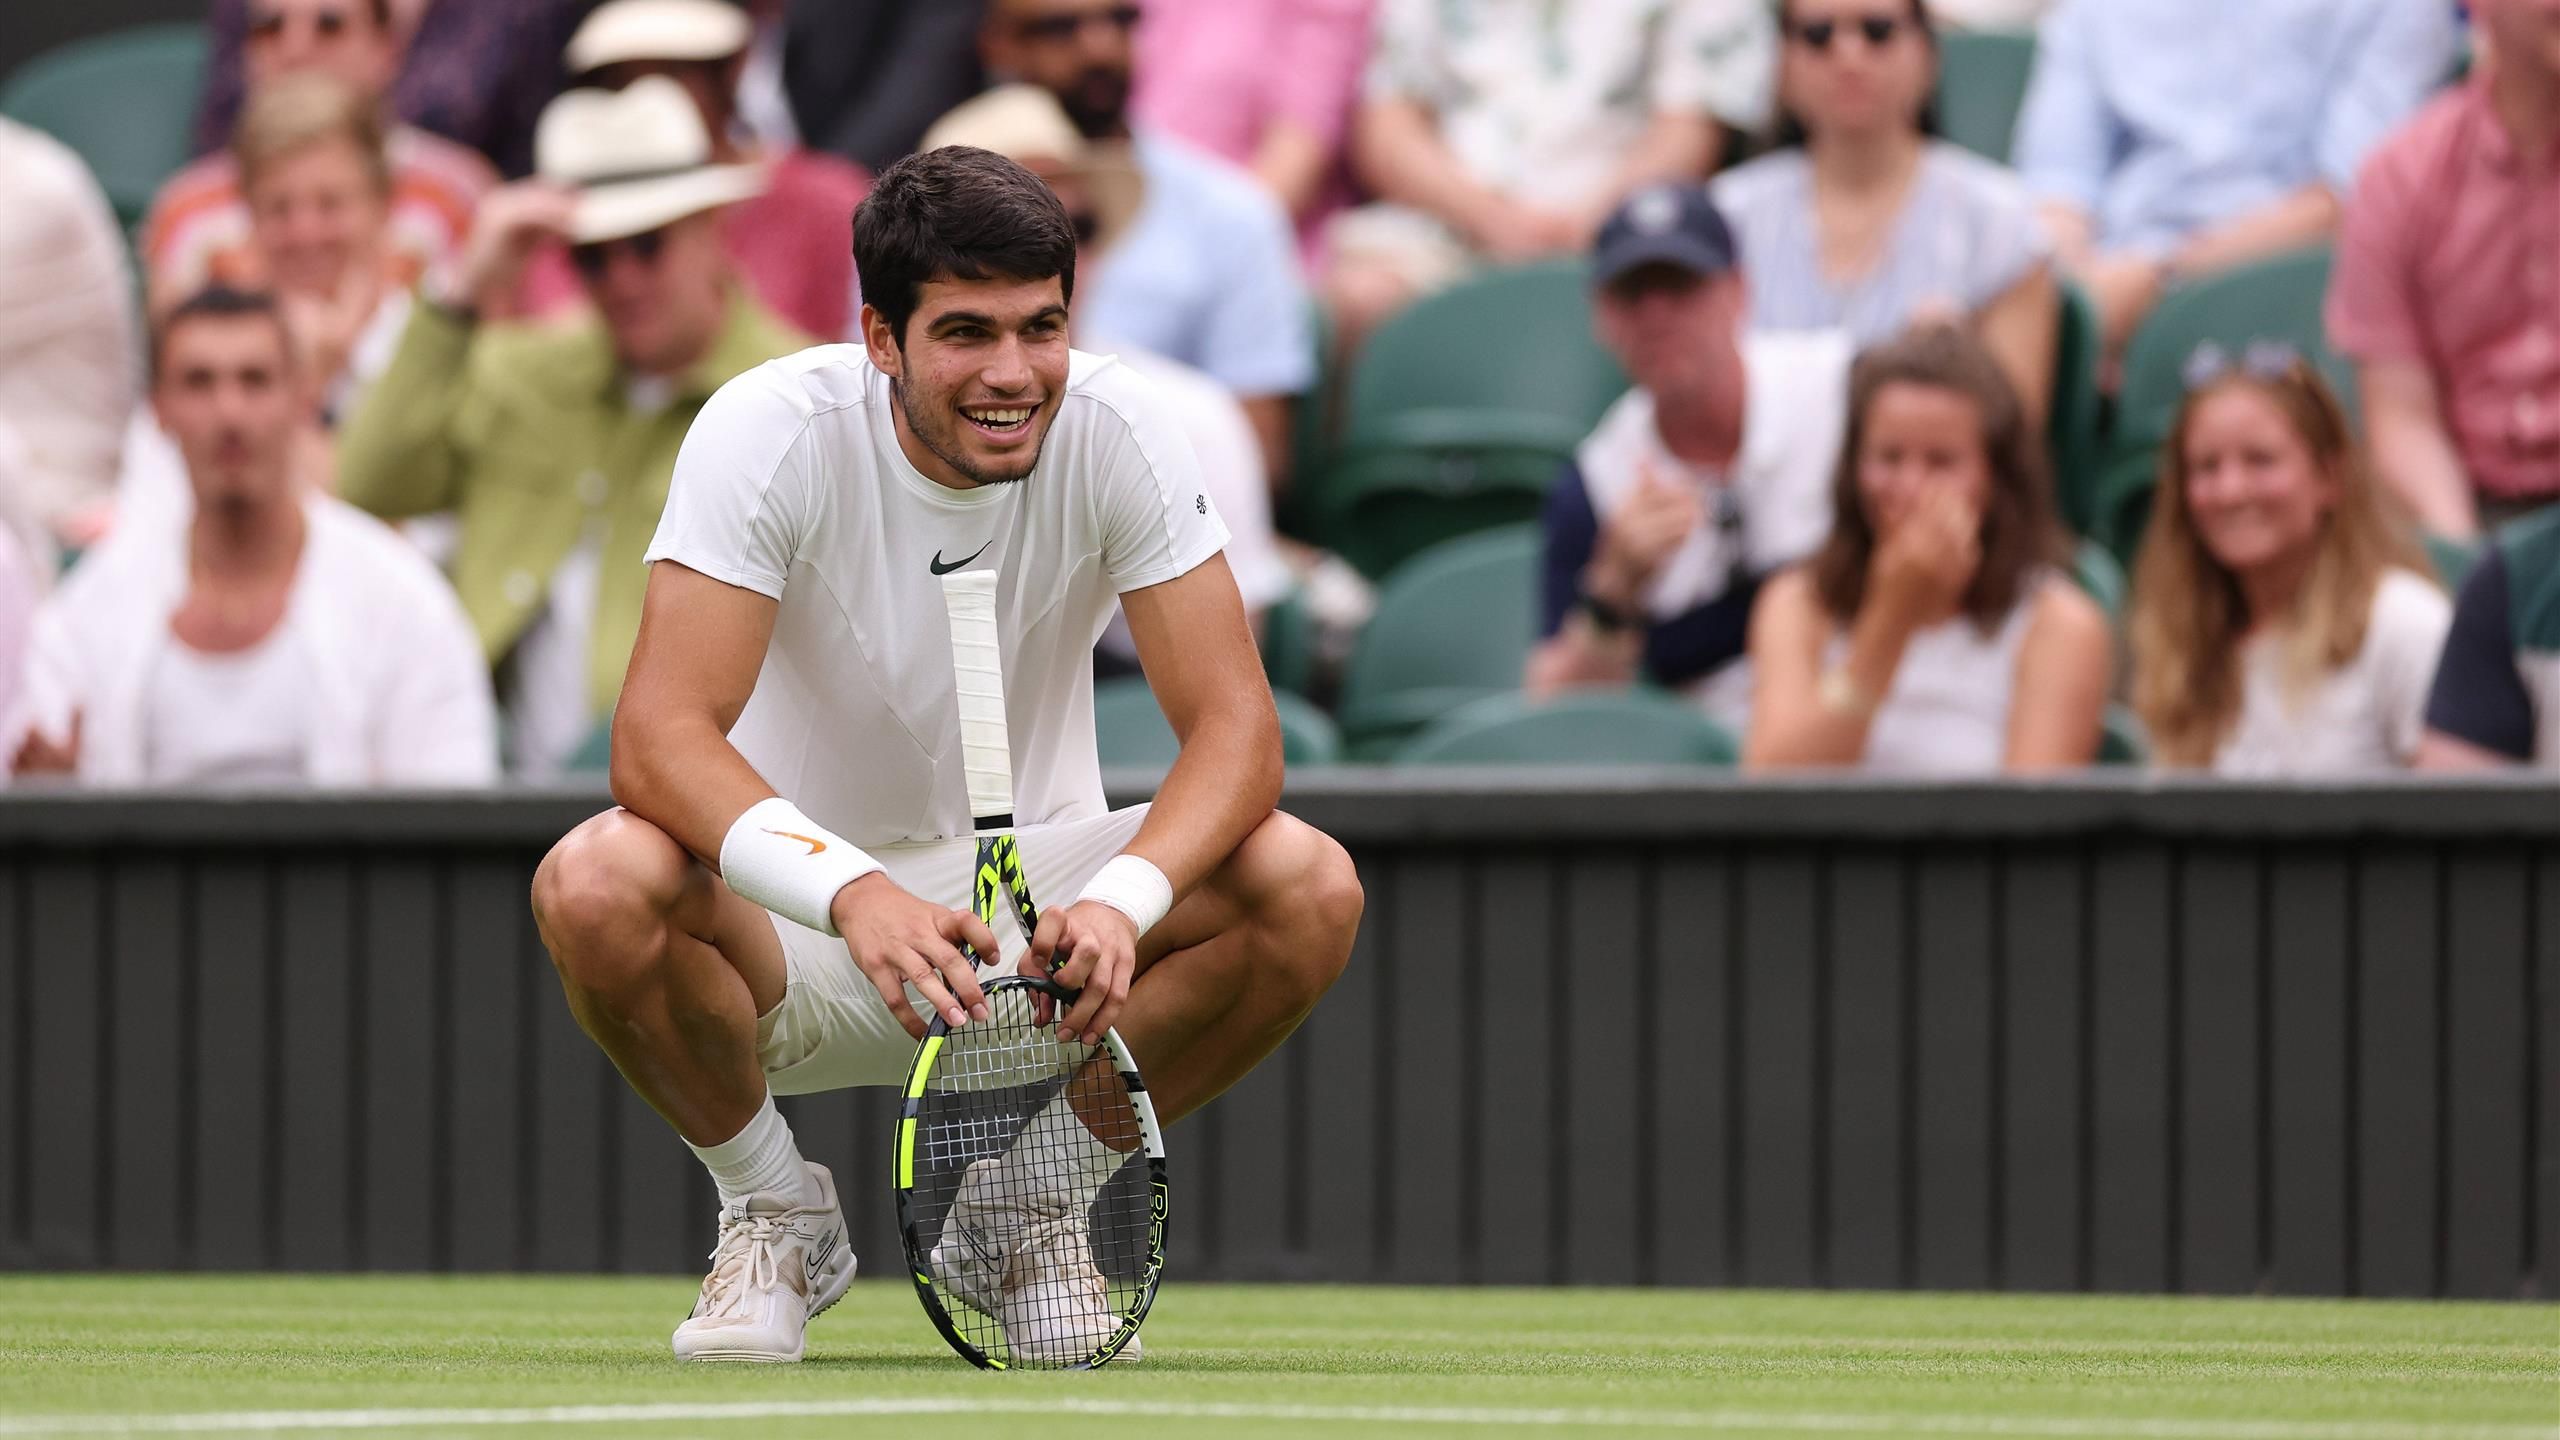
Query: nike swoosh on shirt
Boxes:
[
  {"xmin": 764, "ymin": 829, "xmax": 827, "ymax": 855},
  {"xmin": 929, "ymin": 540, "xmax": 993, "ymax": 575}
]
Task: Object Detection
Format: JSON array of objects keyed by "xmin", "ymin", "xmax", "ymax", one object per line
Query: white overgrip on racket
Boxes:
[
  {"xmin": 939, "ymin": 571, "xmax": 1014, "ymax": 826},
  {"xmin": 720, "ymin": 797, "xmax": 882, "ymax": 937}
]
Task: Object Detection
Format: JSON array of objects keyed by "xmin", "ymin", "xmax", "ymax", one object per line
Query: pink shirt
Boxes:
[
  {"xmin": 523, "ymin": 147, "xmax": 872, "ymax": 341},
  {"xmin": 2327, "ymin": 80, "xmax": 2560, "ymax": 502},
  {"xmin": 1131, "ymin": 0, "xmax": 1373, "ymax": 250}
]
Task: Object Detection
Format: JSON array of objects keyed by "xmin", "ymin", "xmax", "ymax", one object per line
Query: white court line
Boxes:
[{"xmin": 0, "ymin": 1398, "xmax": 2552, "ymax": 1439}]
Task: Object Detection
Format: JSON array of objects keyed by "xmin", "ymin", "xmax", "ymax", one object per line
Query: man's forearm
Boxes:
[
  {"xmin": 608, "ymin": 707, "xmax": 781, "ymax": 870},
  {"xmin": 2172, "ymin": 184, "xmax": 2340, "ymax": 278},
  {"xmin": 1122, "ymin": 703, "xmax": 1284, "ymax": 900},
  {"xmin": 1352, "ymin": 98, "xmax": 1505, "ymax": 238}
]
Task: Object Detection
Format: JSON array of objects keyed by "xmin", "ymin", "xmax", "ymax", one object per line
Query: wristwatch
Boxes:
[
  {"xmin": 1818, "ymin": 664, "xmax": 1878, "ymax": 719},
  {"xmin": 1575, "ymin": 589, "xmax": 1641, "ymax": 635}
]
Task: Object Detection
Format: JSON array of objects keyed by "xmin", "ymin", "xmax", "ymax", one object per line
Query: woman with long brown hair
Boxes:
[
  {"xmin": 1746, "ymin": 325, "xmax": 2110, "ymax": 772},
  {"xmin": 2129, "ymin": 345, "xmax": 2450, "ymax": 773}
]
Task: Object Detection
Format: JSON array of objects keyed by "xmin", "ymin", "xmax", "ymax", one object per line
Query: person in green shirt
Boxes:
[{"xmin": 339, "ymin": 76, "xmax": 811, "ymax": 773}]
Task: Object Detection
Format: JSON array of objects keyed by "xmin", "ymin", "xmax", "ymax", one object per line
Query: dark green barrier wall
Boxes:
[{"xmin": 2, "ymin": 775, "xmax": 2553, "ymax": 1298}]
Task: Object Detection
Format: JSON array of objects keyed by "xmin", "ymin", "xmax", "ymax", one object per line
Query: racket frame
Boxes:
[{"xmin": 893, "ymin": 974, "xmax": 1169, "ymax": 1371}]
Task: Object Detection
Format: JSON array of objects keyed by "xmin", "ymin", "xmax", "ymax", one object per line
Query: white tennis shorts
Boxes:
[{"xmin": 755, "ymin": 804, "xmax": 1151, "ymax": 1095}]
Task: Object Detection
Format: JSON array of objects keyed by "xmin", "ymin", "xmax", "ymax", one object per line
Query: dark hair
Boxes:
[
  {"xmin": 1810, "ymin": 325, "xmax": 2064, "ymax": 632},
  {"xmin": 854, "ymin": 146, "xmax": 1078, "ymax": 345},
  {"xmin": 152, "ymin": 285, "xmax": 294, "ymax": 383},
  {"xmin": 1769, "ymin": 0, "xmax": 1942, "ymax": 148}
]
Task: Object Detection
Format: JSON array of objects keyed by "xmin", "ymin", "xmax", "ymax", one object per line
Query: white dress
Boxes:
[{"xmin": 2210, "ymin": 567, "xmax": 2451, "ymax": 776}]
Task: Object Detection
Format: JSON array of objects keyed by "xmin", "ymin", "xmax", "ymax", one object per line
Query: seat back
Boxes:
[
  {"xmin": 1934, "ymin": 28, "xmax": 2038, "ymax": 162},
  {"xmin": 1, "ymin": 25, "xmax": 209, "ymax": 228},
  {"xmin": 1337, "ymin": 525, "xmax": 1543, "ymax": 752},
  {"xmin": 1395, "ymin": 690, "xmax": 1738, "ymax": 766},
  {"xmin": 1093, "ymin": 677, "xmax": 1345, "ymax": 768}
]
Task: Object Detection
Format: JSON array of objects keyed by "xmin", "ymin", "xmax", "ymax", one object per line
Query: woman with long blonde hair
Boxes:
[{"xmin": 2130, "ymin": 344, "xmax": 2450, "ymax": 773}]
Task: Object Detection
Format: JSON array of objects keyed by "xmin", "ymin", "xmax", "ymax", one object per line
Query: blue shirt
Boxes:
[
  {"xmin": 1710, "ymin": 140, "xmax": 2050, "ymax": 345},
  {"xmin": 2012, "ymin": 0, "xmax": 2457, "ymax": 256},
  {"xmin": 1084, "ymin": 131, "xmax": 1316, "ymax": 397}
]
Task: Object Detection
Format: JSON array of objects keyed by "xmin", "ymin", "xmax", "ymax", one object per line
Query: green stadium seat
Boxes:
[
  {"xmin": 1259, "ymin": 583, "xmax": 1320, "ymax": 697},
  {"xmin": 2070, "ymin": 538, "xmax": 2127, "ymax": 619},
  {"xmin": 1935, "ymin": 28, "xmax": 2039, "ymax": 163},
  {"xmin": 1, "ymin": 24, "xmax": 208, "ymax": 229},
  {"xmin": 1394, "ymin": 689, "xmax": 1738, "ymax": 766},
  {"xmin": 2091, "ymin": 246, "xmax": 2353, "ymax": 565},
  {"xmin": 566, "ymin": 718, "xmax": 613, "ymax": 774},
  {"xmin": 2096, "ymin": 704, "xmax": 2149, "ymax": 765},
  {"xmin": 2422, "ymin": 532, "xmax": 2482, "ymax": 591},
  {"xmin": 1093, "ymin": 676, "xmax": 1343, "ymax": 768},
  {"xmin": 1335, "ymin": 524, "xmax": 1542, "ymax": 756},
  {"xmin": 1317, "ymin": 260, "xmax": 1627, "ymax": 576},
  {"xmin": 2049, "ymin": 277, "xmax": 2105, "ymax": 535}
]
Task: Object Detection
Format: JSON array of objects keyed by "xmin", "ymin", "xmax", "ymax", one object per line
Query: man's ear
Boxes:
[{"xmin": 860, "ymin": 304, "xmax": 904, "ymax": 379}]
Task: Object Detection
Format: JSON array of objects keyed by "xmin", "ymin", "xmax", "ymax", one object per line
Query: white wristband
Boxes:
[
  {"xmin": 1076, "ymin": 854, "xmax": 1175, "ymax": 937},
  {"xmin": 719, "ymin": 797, "xmax": 882, "ymax": 938}
]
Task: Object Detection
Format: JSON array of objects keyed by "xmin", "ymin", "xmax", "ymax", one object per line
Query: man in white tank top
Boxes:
[{"xmin": 530, "ymin": 146, "xmax": 1362, "ymax": 1365}]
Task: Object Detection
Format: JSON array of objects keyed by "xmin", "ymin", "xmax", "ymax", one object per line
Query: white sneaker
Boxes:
[
  {"xmin": 672, "ymin": 1161, "xmax": 856, "ymax": 1363},
  {"xmin": 930, "ymin": 1158, "xmax": 1142, "ymax": 1366}
]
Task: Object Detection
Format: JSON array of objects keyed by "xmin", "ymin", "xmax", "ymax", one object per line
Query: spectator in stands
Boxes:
[
  {"xmin": 1745, "ymin": 325, "xmax": 2109, "ymax": 773},
  {"xmin": 195, "ymin": 0, "xmax": 594, "ymax": 179},
  {"xmin": 1712, "ymin": 0, "xmax": 2056, "ymax": 422},
  {"xmin": 147, "ymin": 0, "xmax": 497, "ymax": 305},
  {"xmin": 2327, "ymin": 0, "xmax": 2560, "ymax": 542},
  {"xmin": 337, "ymin": 79, "xmax": 807, "ymax": 775},
  {"xmin": 1329, "ymin": 0, "xmax": 1775, "ymax": 347},
  {"xmin": 782, "ymin": 0, "xmax": 989, "ymax": 175},
  {"xmin": 6, "ymin": 288, "xmax": 496, "ymax": 788},
  {"xmin": 1525, "ymin": 186, "xmax": 1850, "ymax": 733},
  {"xmin": 2130, "ymin": 343, "xmax": 2449, "ymax": 774},
  {"xmin": 517, "ymin": 0, "xmax": 872, "ymax": 341},
  {"xmin": 0, "ymin": 117, "xmax": 138, "ymax": 556},
  {"xmin": 981, "ymin": 0, "xmax": 1317, "ymax": 481},
  {"xmin": 2417, "ymin": 507, "xmax": 2560, "ymax": 770},
  {"xmin": 226, "ymin": 74, "xmax": 419, "ymax": 436},
  {"xmin": 920, "ymin": 87, "xmax": 1294, "ymax": 656},
  {"xmin": 1131, "ymin": 0, "xmax": 1375, "ymax": 253},
  {"xmin": 2013, "ymin": 0, "xmax": 2457, "ymax": 355}
]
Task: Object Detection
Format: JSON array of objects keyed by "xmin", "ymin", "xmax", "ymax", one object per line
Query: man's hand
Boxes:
[
  {"xmin": 1027, "ymin": 901, "xmax": 1141, "ymax": 1046},
  {"xmin": 11, "ymin": 712, "xmax": 79, "ymax": 777},
  {"xmin": 829, "ymin": 872, "xmax": 995, "ymax": 1039},
  {"xmin": 1588, "ymin": 462, "xmax": 1704, "ymax": 608},
  {"xmin": 454, "ymin": 181, "xmax": 578, "ymax": 314}
]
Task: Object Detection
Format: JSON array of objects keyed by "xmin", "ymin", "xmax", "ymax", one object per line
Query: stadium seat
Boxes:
[
  {"xmin": 1, "ymin": 24, "xmax": 208, "ymax": 229},
  {"xmin": 1335, "ymin": 524, "xmax": 1542, "ymax": 756},
  {"xmin": 2090, "ymin": 246, "xmax": 2353, "ymax": 564},
  {"xmin": 2070, "ymin": 538, "xmax": 2126, "ymax": 620},
  {"xmin": 1093, "ymin": 676, "xmax": 1343, "ymax": 768},
  {"xmin": 2422, "ymin": 532, "xmax": 2481, "ymax": 591},
  {"xmin": 2096, "ymin": 704, "xmax": 2149, "ymax": 765},
  {"xmin": 1316, "ymin": 260, "xmax": 1628, "ymax": 577},
  {"xmin": 1259, "ymin": 584, "xmax": 1320, "ymax": 698},
  {"xmin": 1394, "ymin": 689, "xmax": 1738, "ymax": 766},
  {"xmin": 1934, "ymin": 28, "xmax": 2038, "ymax": 163},
  {"xmin": 566, "ymin": 719, "xmax": 613, "ymax": 773},
  {"xmin": 2049, "ymin": 277, "xmax": 2105, "ymax": 535}
]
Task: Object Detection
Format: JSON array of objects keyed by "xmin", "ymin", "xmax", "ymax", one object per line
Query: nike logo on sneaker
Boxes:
[
  {"xmin": 930, "ymin": 540, "xmax": 993, "ymax": 575},
  {"xmin": 763, "ymin": 829, "xmax": 826, "ymax": 855},
  {"xmin": 805, "ymin": 1232, "xmax": 836, "ymax": 1287}
]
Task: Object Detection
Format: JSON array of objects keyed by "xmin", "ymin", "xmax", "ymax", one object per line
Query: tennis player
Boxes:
[{"xmin": 530, "ymin": 145, "xmax": 1361, "ymax": 1365}]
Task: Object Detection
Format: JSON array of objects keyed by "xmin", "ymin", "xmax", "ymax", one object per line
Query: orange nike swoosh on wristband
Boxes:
[{"xmin": 763, "ymin": 828, "xmax": 827, "ymax": 855}]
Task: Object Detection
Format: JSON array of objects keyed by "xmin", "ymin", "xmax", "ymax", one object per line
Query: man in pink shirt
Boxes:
[
  {"xmin": 2327, "ymin": 0, "xmax": 2560, "ymax": 540},
  {"xmin": 521, "ymin": 0, "xmax": 874, "ymax": 340},
  {"xmin": 1131, "ymin": 0, "xmax": 1374, "ymax": 253}
]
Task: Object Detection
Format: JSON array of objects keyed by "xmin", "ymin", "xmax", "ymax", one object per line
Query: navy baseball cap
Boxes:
[{"xmin": 1591, "ymin": 183, "xmax": 1740, "ymax": 287}]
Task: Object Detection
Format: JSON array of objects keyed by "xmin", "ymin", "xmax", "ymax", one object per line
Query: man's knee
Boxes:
[
  {"xmin": 1241, "ymin": 813, "xmax": 1363, "ymax": 1003},
  {"xmin": 531, "ymin": 809, "xmax": 695, "ymax": 994}
]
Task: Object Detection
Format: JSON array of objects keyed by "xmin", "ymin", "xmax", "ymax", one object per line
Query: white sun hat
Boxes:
[
  {"xmin": 919, "ymin": 85, "xmax": 1143, "ymax": 255},
  {"xmin": 565, "ymin": 0, "xmax": 752, "ymax": 72},
  {"xmin": 535, "ymin": 76, "xmax": 765, "ymax": 243}
]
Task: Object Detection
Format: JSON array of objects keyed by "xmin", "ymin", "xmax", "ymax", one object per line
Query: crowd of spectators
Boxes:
[{"xmin": 0, "ymin": 0, "xmax": 2551, "ymax": 788}]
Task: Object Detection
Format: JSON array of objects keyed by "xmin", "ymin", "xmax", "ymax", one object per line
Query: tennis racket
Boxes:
[{"xmin": 894, "ymin": 572, "xmax": 1168, "ymax": 1370}]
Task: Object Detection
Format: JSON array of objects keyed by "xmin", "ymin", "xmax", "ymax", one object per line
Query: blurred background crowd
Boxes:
[{"xmin": 0, "ymin": 0, "xmax": 2551, "ymax": 788}]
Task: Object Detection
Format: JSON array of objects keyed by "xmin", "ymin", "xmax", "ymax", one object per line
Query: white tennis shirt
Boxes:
[{"xmin": 645, "ymin": 345, "xmax": 1230, "ymax": 847}]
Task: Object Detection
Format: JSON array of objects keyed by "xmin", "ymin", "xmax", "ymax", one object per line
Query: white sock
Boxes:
[
  {"xmin": 688, "ymin": 1094, "xmax": 820, "ymax": 1209},
  {"xmin": 1010, "ymin": 1090, "xmax": 1136, "ymax": 1206}
]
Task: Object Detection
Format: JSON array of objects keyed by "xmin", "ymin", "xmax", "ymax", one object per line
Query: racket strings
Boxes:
[{"xmin": 914, "ymin": 994, "xmax": 1150, "ymax": 1367}]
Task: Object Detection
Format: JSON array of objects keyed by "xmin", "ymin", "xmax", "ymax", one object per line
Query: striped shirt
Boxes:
[{"xmin": 1708, "ymin": 140, "xmax": 2049, "ymax": 345}]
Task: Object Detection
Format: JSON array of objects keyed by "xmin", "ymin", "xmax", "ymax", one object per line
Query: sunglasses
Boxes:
[
  {"xmin": 570, "ymin": 229, "xmax": 667, "ymax": 279},
  {"xmin": 1018, "ymin": 4, "xmax": 1142, "ymax": 43},
  {"xmin": 1792, "ymin": 14, "xmax": 1905, "ymax": 49},
  {"xmin": 2181, "ymin": 339, "xmax": 2305, "ymax": 391}
]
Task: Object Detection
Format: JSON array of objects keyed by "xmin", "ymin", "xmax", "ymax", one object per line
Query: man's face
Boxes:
[
  {"xmin": 245, "ymin": 137, "xmax": 388, "ymax": 297},
  {"xmin": 1594, "ymin": 265, "xmax": 1744, "ymax": 397},
  {"xmin": 574, "ymin": 210, "xmax": 730, "ymax": 378},
  {"xmin": 983, "ymin": 0, "xmax": 1141, "ymax": 138},
  {"xmin": 865, "ymin": 274, "xmax": 1073, "ymax": 488},
  {"xmin": 153, "ymin": 316, "xmax": 303, "ymax": 512},
  {"xmin": 244, "ymin": 0, "xmax": 397, "ymax": 102}
]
